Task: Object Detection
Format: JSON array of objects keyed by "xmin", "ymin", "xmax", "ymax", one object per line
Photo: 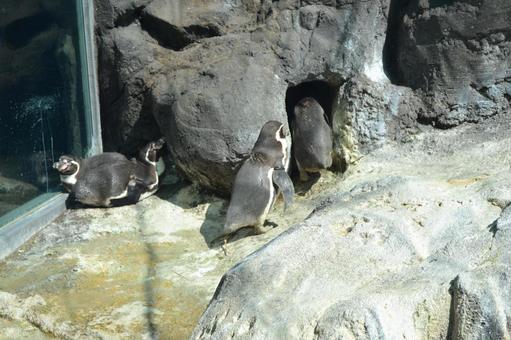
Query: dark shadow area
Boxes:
[
  {"xmin": 446, "ymin": 275, "xmax": 459, "ymax": 340},
  {"xmin": 140, "ymin": 13, "xmax": 220, "ymax": 51},
  {"xmin": 294, "ymin": 172, "xmax": 322, "ymax": 195},
  {"xmin": 430, "ymin": 0, "xmax": 456, "ymax": 8},
  {"xmin": 4, "ymin": 11, "xmax": 54, "ymax": 49},
  {"xmin": 135, "ymin": 205, "xmax": 159, "ymax": 340},
  {"xmin": 487, "ymin": 217, "xmax": 500, "ymax": 250},
  {"xmin": 285, "ymin": 80, "xmax": 338, "ymax": 180},
  {"xmin": 198, "ymin": 201, "xmax": 279, "ymax": 249},
  {"xmin": 199, "ymin": 200, "xmax": 230, "ymax": 248},
  {"xmin": 140, "ymin": 14, "xmax": 191, "ymax": 51},
  {"xmin": 285, "ymin": 80, "xmax": 337, "ymax": 125},
  {"xmin": 488, "ymin": 218, "xmax": 499, "ymax": 238},
  {"xmin": 114, "ymin": 5, "xmax": 146, "ymax": 27},
  {"xmin": 382, "ymin": 0, "xmax": 410, "ymax": 85}
]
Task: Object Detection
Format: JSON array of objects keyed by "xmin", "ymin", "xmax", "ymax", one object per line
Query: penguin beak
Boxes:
[
  {"xmin": 154, "ymin": 138, "xmax": 165, "ymax": 149},
  {"xmin": 53, "ymin": 161, "xmax": 68, "ymax": 172}
]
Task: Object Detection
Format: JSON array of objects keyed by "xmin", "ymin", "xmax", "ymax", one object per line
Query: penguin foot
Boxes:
[
  {"xmin": 254, "ymin": 220, "xmax": 277, "ymax": 234},
  {"xmin": 263, "ymin": 220, "xmax": 278, "ymax": 228}
]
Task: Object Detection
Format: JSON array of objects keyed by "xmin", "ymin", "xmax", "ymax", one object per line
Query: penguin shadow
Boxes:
[
  {"xmin": 293, "ymin": 172, "xmax": 321, "ymax": 195},
  {"xmin": 288, "ymin": 160, "xmax": 322, "ymax": 195},
  {"xmin": 63, "ymin": 192, "xmax": 139, "ymax": 211},
  {"xmin": 64, "ymin": 194, "xmax": 93, "ymax": 210},
  {"xmin": 199, "ymin": 200, "xmax": 230, "ymax": 248},
  {"xmin": 199, "ymin": 201, "xmax": 277, "ymax": 249}
]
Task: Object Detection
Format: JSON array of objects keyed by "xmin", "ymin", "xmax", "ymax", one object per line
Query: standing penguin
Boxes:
[
  {"xmin": 221, "ymin": 121, "xmax": 295, "ymax": 237},
  {"xmin": 291, "ymin": 97, "xmax": 333, "ymax": 181},
  {"xmin": 53, "ymin": 138, "xmax": 165, "ymax": 207}
]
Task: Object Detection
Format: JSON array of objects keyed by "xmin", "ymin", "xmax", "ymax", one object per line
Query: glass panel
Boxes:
[{"xmin": 0, "ymin": 0, "xmax": 89, "ymax": 222}]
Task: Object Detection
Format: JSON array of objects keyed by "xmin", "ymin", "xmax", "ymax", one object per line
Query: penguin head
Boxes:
[
  {"xmin": 294, "ymin": 97, "xmax": 324, "ymax": 120},
  {"xmin": 252, "ymin": 121, "xmax": 288, "ymax": 167},
  {"xmin": 139, "ymin": 138, "xmax": 165, "ymax": 165},
  {"xmin": 256, "ymin": 121, "xmax": 286, "ymax": 142},
  {"xmin": 53, "ymin": 155, "xmax": 80, "ymax": 175}
]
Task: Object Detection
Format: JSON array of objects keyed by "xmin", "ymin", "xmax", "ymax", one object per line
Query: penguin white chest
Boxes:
[
  {"xmin": 275, "ymin": 128, "xmax": 290, "ymax": 170},
  {"xmin": 262, "ymin": 168, "xmax": 275, "ymax": 217},
  {"xmin": 60, "ymin": 173, "xmax": 77, "ymax": 186}
]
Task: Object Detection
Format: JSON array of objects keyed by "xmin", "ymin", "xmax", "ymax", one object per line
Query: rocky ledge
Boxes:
[
  {"xmin": 1, "ymin": 118, "xmax": 510, "ymax": 338},
  {"xmin": 192, "ymin": 117, "xmax": 511, "ymax": 339}
]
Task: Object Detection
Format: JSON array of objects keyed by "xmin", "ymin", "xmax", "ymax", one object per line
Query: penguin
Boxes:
[
  {"xmin": 53, "ymin": 152, "xmax": 128, "ymax": 192},
  {"xmin": 52, "ymin": 138, "xmax": 165, "ymax": 207},
  {"xmin": 291, "ymin": 97, "xmax": 333, "ymax": 181},
  {"xmin": 221, "ymin": 121, "xmax": 295, "ymax": 237},
  {"xmin": 124, "ymin": 138, "xmax": 166, "ymax": 203}
]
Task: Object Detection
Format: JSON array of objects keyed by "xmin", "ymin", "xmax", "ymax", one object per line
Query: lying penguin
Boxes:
[
  {"xmin": 291, "ymin": 97, "xmax": 333, "ymax": 181},
  {"xmin": 220, "ymin": 121, "xmax": 295, "ymax": 238},
  {"xmin": 53, "ymin": 138, "xmax": 165, "ymax": 207}
]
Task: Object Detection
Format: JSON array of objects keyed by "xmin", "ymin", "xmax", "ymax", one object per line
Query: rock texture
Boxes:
[
  {"xmin": 0, "ymin": 170, "xmax": 314, "ymax": 339},
  {"xmin": 2, "ymin": 120, "xmax": 511, "ymax": 338},
  {"xmin": 95, "ymin": 0, "xmax": 511, "ymax": 192},
  {"xmin": 390, "ymin": 0, "xmax": 511, "ymax": 127},
  {"xmin": 192, "ymin": 120, "xmax": 511, "ymax": 339},
  {"xmin": 95, "ymin": 0, "xmax": 408, "ymax": 192}
]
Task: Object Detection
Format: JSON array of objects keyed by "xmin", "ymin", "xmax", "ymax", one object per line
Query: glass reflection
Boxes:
[{"xmin": 0, "ymin": 0, "xmax": 87, "ymax": 218}]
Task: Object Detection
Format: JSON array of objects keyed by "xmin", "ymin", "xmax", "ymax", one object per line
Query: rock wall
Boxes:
[
  {"xmin": 94, "ymin": 0, "xmax": 511, "ymax": 192},
  {"xmin": 390, "ymin": 0, "xmax": 511, "ymax": 127}
]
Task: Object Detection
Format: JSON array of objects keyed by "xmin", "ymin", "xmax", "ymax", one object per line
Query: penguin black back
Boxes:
[
  {"xmin": 221, "ymin": 121, "xmax": 294, "ymax": 238},
  {"xmin": 252, "ymin": 120, "xmax": 288, "ymax": 169},
  {"xmin": 292, "ymin": 97, "xmax": 333, "ymax": 179},
  {"xmin": 53, "ymin": 139, "xmax": 165, "ymax": 207}
]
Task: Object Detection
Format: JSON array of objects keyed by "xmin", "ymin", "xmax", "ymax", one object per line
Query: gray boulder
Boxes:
[
  {"xmin": 95, "ymin": 0, "xmax": 398, "ymax": 192},
  {"xmin": 392, "ymin": 0, "xmax": 511, "ymax": 127},
  {"xmin": 95, "ymin": 0, "xmax": 511, "ymax": 192},
  {"xmin": 150, "ymin": 38, "xmax": 289, "ymax": 192},
  {"xmin": 191, "ymin": 135, "xmax": 511, "ymax": 339}
]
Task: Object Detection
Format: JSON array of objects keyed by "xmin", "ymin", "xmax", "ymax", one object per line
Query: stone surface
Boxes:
[
  {"xmin": 0, "ymin": 174, "xmax": 314, "ymax": 338},
  {"xmin": 391, "ymin": 0, "xmax": 511, "ymax": 127},
  {"xmin": 95, "ymin": 0, "xmax": 401, "ymax": 192},
  {"xmin": 333, "ymin": 76, "xmax": 424, "ymax": 166},
  {"xmin": 95, "ymin": 0, "xmax": 511, "ymax": 192},
  {"xmin": 191, "ymin": 119, "xmax": 511, "ymax": 339},
  {"xmin": 2, "ymin": 119, "xmax": 511, "ymax": 338}
]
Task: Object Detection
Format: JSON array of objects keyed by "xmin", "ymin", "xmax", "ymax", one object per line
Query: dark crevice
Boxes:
[
  {"xmin": 140, "ymin": 13, "xmax": 220, "ymax": 51},
  {"xmin": 3, "ymin": 11, "xmax": 55, "ymax": 49},
  {"xmin": 184, "ymin": 24, "xmax": 221, "ymax": 41},
  {"xmin": 114, "ymin": 6, "xmax": 146, "ymax": 28},
  {"xmin": 382, "ymin": 0, "xmax": 411, "ymax": 85},
  {"xmin": 285, "ymin": 80, "xmax": 339, "ymax": 176},
  {"xmin": 430, "ymin": 0, "xmax": 456, "ymax": 9},
  {"xmin": 285, "ymin": 80, "xmax": 338, "ymax": 124},
  {"xmin": 416, "ymin": 115, "xmax": 438, "ymax": 127}
]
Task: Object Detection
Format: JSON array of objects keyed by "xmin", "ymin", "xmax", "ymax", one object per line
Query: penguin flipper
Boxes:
[{"xmin": 272, "ymin": 169, "xmax": 294, "ymax": 210}]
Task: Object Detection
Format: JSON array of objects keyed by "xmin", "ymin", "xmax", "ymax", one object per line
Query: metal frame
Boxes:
[
  {"xmin": 78, "ymin": 0, "xmax": 103, "ymax": 156},
  {"xmin": 0, "ymin": 0, "xmax": 102, "ymax": 260}
]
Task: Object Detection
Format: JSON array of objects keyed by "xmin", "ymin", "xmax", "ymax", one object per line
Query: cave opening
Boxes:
[
  {"xmin": 285, "ymin": 80, "xmax": 337, "ymax": 125},
  {"xmin": 284, "ymin": 80, "xmax": 339, "ymax": 181}
]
